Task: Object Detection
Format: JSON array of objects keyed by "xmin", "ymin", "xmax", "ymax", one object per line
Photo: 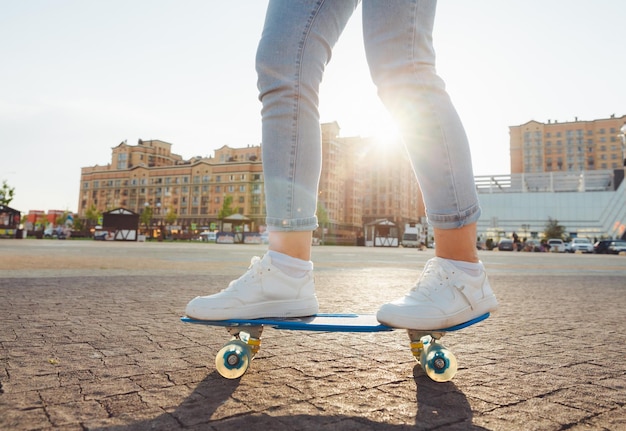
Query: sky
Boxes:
[{"xmin": 2, "ymin": 0, "xmax": 625, "ymax": 213}]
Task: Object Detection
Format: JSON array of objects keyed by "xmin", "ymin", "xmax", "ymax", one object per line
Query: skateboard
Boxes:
[{"xmin": 181, "ymin": 312, "xmax": 490, "ymax": 382}]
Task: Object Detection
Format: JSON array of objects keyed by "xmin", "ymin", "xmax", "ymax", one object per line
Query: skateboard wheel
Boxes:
[
  {"xmin": 422, "ymin": 344, "xmax": 457, "ymax": 382},
  {"xmin": 215, "ymin": 340, "xmax": 251, "ymax": 379}
]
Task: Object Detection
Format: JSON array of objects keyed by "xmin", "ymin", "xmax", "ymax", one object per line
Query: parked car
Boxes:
[
  {"xmin": 44, "ymin": 226, "xmax": 68, "ymax": 239},
  {"xmin": 497, "ymin": 238, "xmax": 515, "ymax": 251},
  {"xmin": 594, "ymin": 239, "xmax": 626, "ymax": 254},
  {"xmin": 93, "ymin": 230, "xmax": 108, "ymax": 240},
  {"xmin": 199, "ymin": 231, "xmax": 217, "ymax": 242},
  {"xmin": 547, "ymin": 238, "xmax": 566, "ymax": 252},
  {"xmin": 568, "ymin": 237, "xmax": 594, "ymax": 253}
]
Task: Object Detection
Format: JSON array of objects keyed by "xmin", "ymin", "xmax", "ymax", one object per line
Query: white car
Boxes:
[
  {"xmin": 547, "ymin": 238, "xmax": 566, "ymax": 252},
  {"xmin": 569, "ymin": 237, "xmax": 594, "ymax": 253},
  {"xmin": 199, "ymin": 231, "xmax": 217, "ymax": 242}
]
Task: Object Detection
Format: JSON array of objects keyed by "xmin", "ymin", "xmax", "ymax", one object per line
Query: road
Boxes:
[{"xmin": 1, "ymin": 240, "xmax": 625, "ymax": 430}]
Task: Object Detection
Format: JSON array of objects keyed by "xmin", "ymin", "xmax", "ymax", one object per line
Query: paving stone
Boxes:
[{"xmin": 1, "ymin": 242, "xmax": 626, "ymax": 430}]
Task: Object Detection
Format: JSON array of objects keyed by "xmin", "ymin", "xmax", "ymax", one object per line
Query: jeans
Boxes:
[{"xmin": 256, "ymin": 0, "xmax": 481, "ymax": 232}]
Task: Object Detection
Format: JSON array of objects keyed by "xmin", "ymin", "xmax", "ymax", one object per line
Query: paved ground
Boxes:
[{"xmin": 0, "ymin": 240, "xmax": 625, "ymax": 430}]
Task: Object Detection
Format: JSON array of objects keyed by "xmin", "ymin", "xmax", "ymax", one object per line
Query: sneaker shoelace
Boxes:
[
  {"xmin": 409, "ymin": 259, "xmax": 453, "ymax": 299},
  {"xmin": 224, "ymin": 256, "xmax": 266, "ymax": 292}
]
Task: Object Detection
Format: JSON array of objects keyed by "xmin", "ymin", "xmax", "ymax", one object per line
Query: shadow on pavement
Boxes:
[
  {"xmin": 413, "ymin": 365, "xmax": 488, "ymax": 430},
  {"xmin": 93, "ymin": 365, "xmax": 487, "ymax": 430}
]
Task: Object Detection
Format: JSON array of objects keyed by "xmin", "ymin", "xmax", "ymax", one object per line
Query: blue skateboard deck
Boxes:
[
  {"xmin": 181, "ymin": 312, "xmax": 490, "ymax": 381},
  {"xmin": 181, "ymin": 312, "xmax": 489, "ymax": 333}
]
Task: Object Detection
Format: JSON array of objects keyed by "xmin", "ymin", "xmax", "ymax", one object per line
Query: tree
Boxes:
[
  {"xmin": 218, "ymin": 195, "xmax": 236, "ymax": 219},
  {"xmin": 544, "ymin": 217, "xmax": 566, "ymax": 240},
  {"xmin": 55, "ymin": 211, "xmax": 70, "ymax": 226},
  {"xmin": 73, "ymin": 217, "xmax": 84, "ymax": 232},
  {"xmin": 35, "ymin": 212, "xmax": 47, "ymax": 232},
  {"xmin": 85, "ymin": 204, "xmax": 101, "ymax": 228},
  {"xmin": 140, "ymin": 206, "xmax": 153, "ymax": 230},
  {"xmin": 164, "ymin": 205, "xmax": 177, "ymax": 226},
  {"xmin": 316, "ymin": 202, "xmax": 329, "ymax": 243},
  {"xmin": 0, "ymin": 180, "xmax": 15, "ymax": 206}
]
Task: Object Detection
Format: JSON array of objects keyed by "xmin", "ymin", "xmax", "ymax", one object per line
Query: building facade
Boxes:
[
  {"xmin": 510, "ymin": 114, "xmax": 626, "ymax": 174},
  {"xmin": 75, "ymin": 116, "xmax": 626, "ymax": 243},
  {"xmin": 318, "ymin": 122, "xmax": 424, "ymax": 243},
  {"xmin": 79, "ymin": 124, "xmax": 426, "ymax": 241},
  {"xmin": 79, "ymin": 140, "xmax": 265, "ymax": 231}
]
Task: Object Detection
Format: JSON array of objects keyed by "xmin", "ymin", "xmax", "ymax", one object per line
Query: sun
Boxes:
[{"xmin": 370, "ymin": 114, "xmax": 400, "ymax": 140}]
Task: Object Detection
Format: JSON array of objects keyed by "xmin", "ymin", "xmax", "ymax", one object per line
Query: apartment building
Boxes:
[
  {"xmin": 79, "ymin": 140, "xmax": 265, "ymax": 230},
  {"xmin": 79, "ymin": 124, "xmax": 425, "ymax": 241},
  {"xmin": 317, "ymin": 122, "xmax": 423, "ymax": 243},
  {"xmin": 359, "ymin": 136, "xmax": 423, "ymax": 226},
  {"xmin": 510, "ymin": 114, "xmax": 626, "ymax": 173}
]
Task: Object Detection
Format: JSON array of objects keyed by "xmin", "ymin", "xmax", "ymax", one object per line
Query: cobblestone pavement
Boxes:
[{"xmin": 1, "ymin": 240, "xmax": 625, "ymax": 430}]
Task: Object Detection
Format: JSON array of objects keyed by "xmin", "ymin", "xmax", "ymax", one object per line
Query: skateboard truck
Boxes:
[
  {"xmin": 215, "ymin": 326, "xmax": 263, "ymax": 379},
  {"xmin": 408, "ymin": 330, "xmax": 457, "ymax": 382}
]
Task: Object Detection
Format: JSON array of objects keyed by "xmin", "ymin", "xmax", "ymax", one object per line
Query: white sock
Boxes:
[
  {"xmin": 446, "ymin": 259, "xmax": 484, "ymax": 277},
  {"xmin": 267, "ymin": 250, "xmax": 313, "ymax": 278}
]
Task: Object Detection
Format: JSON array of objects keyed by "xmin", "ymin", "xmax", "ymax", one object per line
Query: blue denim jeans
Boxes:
[{"xmin": 256, "ymin": 0, "xmax": 481, "ymax": 232}]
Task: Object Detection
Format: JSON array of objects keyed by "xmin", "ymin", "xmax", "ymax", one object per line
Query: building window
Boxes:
[{"xmin": 117, "ymin": 153, "xmax": 127, "ymax": 170}]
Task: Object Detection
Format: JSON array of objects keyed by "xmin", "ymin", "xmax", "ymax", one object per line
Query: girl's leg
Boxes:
[
  {"xmin": 257, "ymin": 0, "xmax": 358, "ymax": 262},
  {"xmin": 363, "ymin": 0, "xmax": 497, "ymax": 329},
  {"xmin": 186, "ymin": 0, "xmax": 358, "ymax": 320},
  {"xmin": 363, "ymin": 0, "xmax": 481, "ymax": 238},
  {"xmin": 257, "ymin": 0, "xmax": 359, "ymax": 236}
]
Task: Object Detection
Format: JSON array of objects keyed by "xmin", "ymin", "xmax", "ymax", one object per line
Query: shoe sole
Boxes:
[
  {"xmin": 377, "ymin": 296, "xmax": 499, "ymax": 330},
  {"xmin": 187, "ymin": 297, "xmax": 320, "ymax": 321}
]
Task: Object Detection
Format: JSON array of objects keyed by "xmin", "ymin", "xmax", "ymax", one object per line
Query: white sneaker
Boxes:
[
  {"xmin": 376, "ymin": 257, "xmax": 498, "ymax": 330},
  {"xmin": 185, "ymin": 254, "xmax": 319, "ymax": 320}
]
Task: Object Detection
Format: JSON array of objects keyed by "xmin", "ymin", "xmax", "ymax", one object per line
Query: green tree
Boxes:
[
  {"xmin": 73, "ymin": 217, "xmax": 84, "ymax": 232},
  {"xmin": 164, "ymin": 205, "xmax": 177, "ymax": 226},
  {"xmin": 316, "ymin": 201, "xmax": 329, "ymax": 243},
  {"xmin": 544, "ymin": 217, "xmax": 566, "ymax": 240},
  {"xmin": 85, "ymin": 204, "xmax": 101, "ymax": 228},
  {"xmin": 140, "ymin": 206, "xmax": 153, "ymax": 230},
  {"xmin": 35, "ymin": 212, "xmax": 47, "ymax": 232},
  {"xmin": 0, "ymin": 180, "xmax": 15, "ymax": 206},
  {"xmin": 55, "ymin": 211, "xmax": 70, "ymax": 226},
  {"xmin": 218, "ymin": 195, "xmax": 236, "ymax": 219},
  {"xmin": 316, "ymin": 201, "xmax": 329, "ymax": 227}
]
